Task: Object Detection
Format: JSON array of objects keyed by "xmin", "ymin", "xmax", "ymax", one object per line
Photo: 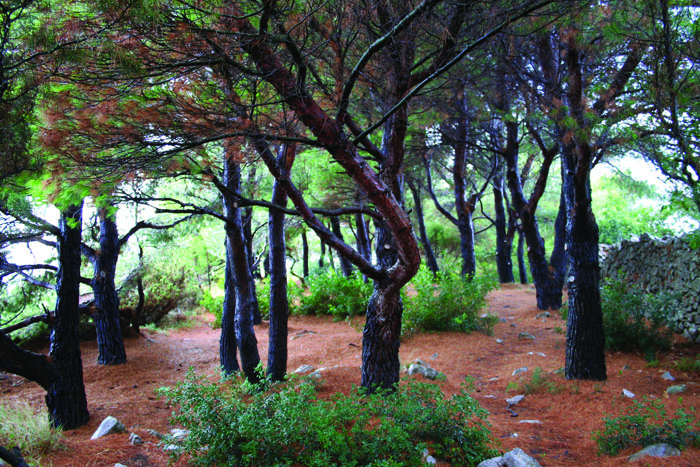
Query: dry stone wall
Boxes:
[{"xmin": 601, "ymin": 233, "xmax": 700, "ymax": 342}]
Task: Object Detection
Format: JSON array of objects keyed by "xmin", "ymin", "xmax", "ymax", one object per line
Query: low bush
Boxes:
[
  {"xmin": 402, "ymin": 266, "xmax": 497, "ymax": 336},
  {"xmin": 292, "ymin": 270, "xmax": 372, "ymax": 320},
  {"xmin": 506, "ymin": 367, "xmax": 565, "ymax": 395},
  {"xmin": 158, "ymin": 370, "xmax": 498, "ymax": 467},
  {"xmin": 0, "ymin": 401, "xmax": 64, "ymax": 465},
  {"xmin": 674, "ymin": 354, "xmax": 700, "ymax": 374},
  {"xmin": 593, "ymin": 397, "xmax": 700, "ymax": 455},
  {"xmin": 600, "ymin": 278, "xmax": 676, "ymax": 361}
]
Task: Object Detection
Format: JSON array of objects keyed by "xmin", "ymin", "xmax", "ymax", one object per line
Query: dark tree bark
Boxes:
[
  {"xmin": 267, "ymin": 143, "xmax": 296, "ymax": 382},
  {"xmin": 219, "ymin": 237, "xmax": 240, "ymax": 374},
  {"xmin": 330, "ymin": 216, "xmax": 353, "ymax": 277},
  {"xmin": 47, "ymin": 203, "xmax": 90, "ymax": 429},
  {"xmin": 86, "ymin": 207, "xmax": 126, "ymax": 365},
  {"xmin": 221, "ymin": 151, "xmax": 261, "ymax": 382},
  {"xmin": 301, "ymin": 229, "xmax": 309, "ymax": 278},
  {"xmin": 0, "ymin": 446, "xmax": 30, "ymax": 467},
  {"xmin": 407, "ymin": 180, "xmax": 439, "ymax": 275},
  {"xmin": 318, "ymin": 237, "xmax": 325, "ymax": 269},
  {"xmin": 453, "ymin": 119, "xmax": 478, "ymax": 278},
  {"xmin": 517, "ymin": 230, "xmax": 528, "ymax": 284},
  {"xmin": 493, "ymin": 161, "xmax": 514, "ymax": 283}
]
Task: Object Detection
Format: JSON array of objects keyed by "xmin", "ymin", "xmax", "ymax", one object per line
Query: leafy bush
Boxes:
[
  {"xmin": 0, "ymin": 280, "xmax": 54, "ymax": 344},
  {"xmin": 402, "ymin": 266, "xmax": 497, "ymax": 335},
  {"xmin": 158, "ymin": 370, "xmax": 498, "ymax": 467},
  {"xmin": 292, "ymin": 270, "xmax": 372, "ymax": 320},
  {"xmin": 674, "ymin": 354, "xmax": 700, "ymax": 374},
  {"xmin": 199, "ymin": 289, "xmax": 224, "ymax": 328},
  {"xmin": 593, "ymin": 397, "xmax": 700, "ymax": 455},
  {"xmin": 0, "ymin": 401, "xmax": 64, "ymax": 465},
  {"xmin": 600, "ymin": 278, "xmax": 676, "ymax": 361}
]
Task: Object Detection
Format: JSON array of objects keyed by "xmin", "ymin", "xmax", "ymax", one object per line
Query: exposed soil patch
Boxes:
[{"xmin": 2, "ymin": 283, "xmax": 700, "ymax": 466}]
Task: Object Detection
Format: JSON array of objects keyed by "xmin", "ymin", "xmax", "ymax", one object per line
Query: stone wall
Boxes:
[{"xmin": 601, "ymin": 233, "xmax": 700, "ymax": 342}]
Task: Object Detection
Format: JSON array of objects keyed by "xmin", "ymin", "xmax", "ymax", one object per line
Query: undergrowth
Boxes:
[
  {"xmin": 506, "ymin": 367, "xmax": 567, "ymax": 395},
  {"xmin": 291, "ymin": 270, "xmax": 371, "ymax": 320},
  {"xmin": 593, "ymin": 397, "xmax": 700, "ymax": 455},
  {"xmin": 0, "ymin": 401, "xmax": 64, "ymax": 465},
  {"xmin": 158, "ymin": 369, "xmax": 499, "ymax": 467},
  {"xmin": 402, "ymin": 266, "xmax": 497, "ymax": 336}
]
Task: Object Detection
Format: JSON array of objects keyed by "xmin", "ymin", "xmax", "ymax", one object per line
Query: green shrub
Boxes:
[
  {"xmin": 199, "ymin": 289, "xmax": 224, "ymax": 328},
  {"xmin": 402, "ymin": 266, "xmax": 497, "ymax": 335},
  {"xmin": 0, "ymin": 401, "xmax": 64, "ymax": 465},
  {"xmin": 674, "ymin": 354, "xmax": 700, "ymax": 374},
  {"xmin": 292, "ymin": 270, "xmax": 372, "ymax": 320},
  {"xmin": 600, "ymin": 278, "xmax": 676, "ymax": 361},
  {"xmin": 593, "ymin": 397, "xmax": 700, "ymax": 455},
  {"xmin": 158, "ymin": 370, "xmax": 498, "ymax": 467},
  {"xmin": 506, "ymin": 367, "xmax": 565, "ymax": 395}
]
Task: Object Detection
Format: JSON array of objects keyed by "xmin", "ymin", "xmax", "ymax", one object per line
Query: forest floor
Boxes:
[{"xmin": 2, "ymin": 283, "xmax": 700, "ymax": 467}]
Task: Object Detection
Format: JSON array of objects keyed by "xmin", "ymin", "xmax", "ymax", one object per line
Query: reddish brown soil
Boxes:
[{"xmin": 2, "ymin": 284, "xmax": 700, "ymax": 466}]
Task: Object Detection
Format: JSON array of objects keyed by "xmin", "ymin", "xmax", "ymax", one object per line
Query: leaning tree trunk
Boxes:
[
  {"xmin": 90, "ymin": 208, "xmax": 126, "ymax": 365},
  {"xmin": 454, "ymin": 119, "xmax": 478, "ymax": 279},
  {"xmin": 301, "ymin": 229, "xmax": 309, "ymax": 278},
  {"xmin": 47, "ymin": 203, "xmax": 90, "ymax": 429},
  {"xmin": 407, "ymin": 180, "xmax": 439, "ymax": 275},
  {"xmin": 221, "ymin": 154, "xmax": 261, "ymax": 382}
]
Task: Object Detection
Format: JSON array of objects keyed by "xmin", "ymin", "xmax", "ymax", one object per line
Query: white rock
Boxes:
[
  {"xmin": 512, "ymin": 367, "xmax": 528, "ymax": 376},
  {"xmin": 293, "ymin": 364, "xmax": 314, "ymax": 374},
  {"xmin": 622, "ymin": 389, "xmax": 635, "ymax": 398},
  {"xmin": 91, "ymin": 416, "xmax": 125, "ymax": 440},
  {"xmin": 661, "ymin": 371, "xmax": 676, "ymax": 381},
  {"xmin": 170, "ymin": 428, "xmax": 190, "ymax": 441},
  {"xmin": 518, "ymin": 420, "xmax": 542, "ymax": 424},
  {"xmin": 506, "ymin": 395, "xmax": 525, "ymax": 406},
  {"xmin": 628, "ymin": 443, "xmax": 681, "ymax": 462}
]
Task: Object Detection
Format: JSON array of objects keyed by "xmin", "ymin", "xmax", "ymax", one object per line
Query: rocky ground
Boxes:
[{"xmin": 2, "ymin": 283, "xmax": 700, "ymax": 466}]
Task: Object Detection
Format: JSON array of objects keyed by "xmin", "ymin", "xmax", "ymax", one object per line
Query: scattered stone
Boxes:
[
  {"xmin": 309, "ymin": 370, "xmax": 323, "ymax": 380},
  {"xmin": 477, "ymin": 447, "xmax": 542, "ymax": 467},
  {"xmin": 536, "ymin": 312, "xmax": 551, "ymax": 319},
  {"xmin": 115, "ymin": 464, "xmax": 128, "ymax": 467},
  {"xmin": 506, "ymin": 395, "xmax": 525, "ymax": 407},
  {"xmin": 495, "ymin": 338, "xmax": 504, "ymax": 345},
  {"xmin": 627, "ymin": 443, "xmax": 681, "ymax": 462},
  {"xmin": 622, "ymin": 364, "xmax": 631, "ymax": 371},
  {"xmin": 527, "ymin": 352, "xmax": 546, "ymax": 357},
  {"xmin": 518, "ymin": 332, "xmax": 536, "ymax": 340},
  {"xmin": 163, "ymin": 444, "xmax": 180, "ymax": 452},
  {"xmin": 129, "ymin": 433, "xmax": 143, "ymax": 445},
  {"xmin": 422, "ymin": 449, "xmax": 437, "ymax": 465},
  {"xmin": 489, "ymin": 377, "xmax": 500, "ymax": 381},
  {"xmin": 407, "ymin": 360, "xmax": 444, "ymax": 380},
  {"xmin": 430, "ymin": 353, "xmax": 439, "ymax": 360},
  {"xmin": 622, "ymin": 389, "xmax": 635, "ymax": 398},
  {"xmin": 500, "ymin": 318, "xmax": 508, "ymax": 323},
  {"xmin": 661, "ymin": 371, "xmax": 676, "ymax": 381},
  {"xmin": 293, "ymin": 364, "xmax": 315, "ymax": 374},
  {"xmin": 91, "ymin": 416, "xmax": 126, "ymax": 440},
  {"xmin": 290, "ymin": 330, "xmax": 316, "ymax": 340},
  {"xmin": 666, "ymin": 384, "xmax": 687, "ymax": 394},
  {"xmin": 519, "ymin": 420, "xmax": 542, "ymax": 424},
  {"xmin": 510, "ymin": 323, "xmax": 517, "ymax": 327},
  {"xmin": 144, "ymin": 428, "xmax": 164, "ymax": 439},
  {"xmin": 170, "ymin": 429, "xmax": 190, "ymax": 441},
  {"xmin": 512, "ymin": 367, "xmax": 528, "ymax": 376}
]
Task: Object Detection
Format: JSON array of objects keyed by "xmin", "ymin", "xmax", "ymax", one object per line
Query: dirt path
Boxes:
[{"xmin": 2, "ymin": 284, "xmax": 700, "ymax": 466}]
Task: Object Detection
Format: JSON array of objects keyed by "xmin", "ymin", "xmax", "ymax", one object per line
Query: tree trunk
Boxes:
[
  {"xmin": 267, "ymin": 144, "xmax": 295, "ymax": 382},
  {"xmin": 318, "ymin": 237, "xmax": 325, "ymax": 269},
  {"xmin": 221, "ymin": 154, "xmax": 260, "ymax": 381},
  {"xmin": 454, "ymin": 119, "xmax": 477, "ymax": 279},
  {"xmin": 330, "ymin": 216, "xmax": 353, "ymax": 277},
  {"xmin": 493, "ymin": 167, "xmax": 514, "ymax": 283},
  {"xmin": 301, "ymin": 229, "xmax": 309, "ymax": 278},
  {"xmin": 550, "ymin": 189, "xmax": 569, "ymax": 292},
  {"xmin": 219, "ymin": 240, "xmax": 240, "ymax": 374},
  {"xmin": 47, "ymin": 203, "xmax": 90, "ymax": 429},
  {"xmin": 517, "ymin": 230, "xmax": 528, "ymax": 284},
  {"xmin": 90, "ymin": 208, "xmax": 126, "ymax": 365},
  {"xmin": 407, "ymin": 180, "xmax": 439, "ymax": 275},
  {"xmin": 563, "ymin": 155, "xmax": 606, "ymax": 380}
]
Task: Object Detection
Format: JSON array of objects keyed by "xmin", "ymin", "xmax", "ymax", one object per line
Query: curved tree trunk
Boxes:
[
  {"xmin": 454, "ymin": 120, "xmax": 477, "ymax": 279},
  {"xmin": 407, "ymin": 180, "xmax": 439, "ymax": 275},
  {"xmin": 221, "ymin": 154, "xmax": 260, "ymax": 381},
  {"xmin": 47, "ymin": 203, "xmax": 90, "ymax": 429},
  {"xmin": 90, "ymin": 207, "xmax": 126, "ymax": 365}
]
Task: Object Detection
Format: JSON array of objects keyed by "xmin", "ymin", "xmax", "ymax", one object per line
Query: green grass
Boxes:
[{"xmin": 0, "ymin": 401, "xmax": 64, "ymax": 465}]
